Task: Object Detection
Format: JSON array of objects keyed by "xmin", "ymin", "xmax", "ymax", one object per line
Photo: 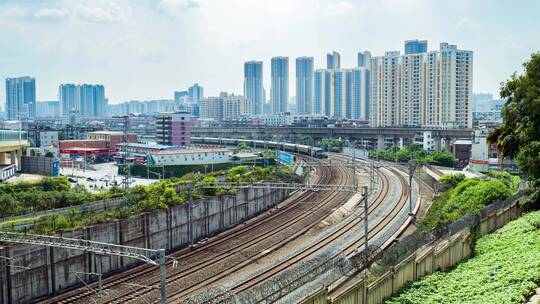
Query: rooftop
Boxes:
[
  {"xmin": 88, "ymin": 131, "xmax": 125, "ymax": 136},
  {"xmin": 153, "ymin": 147, "xmax": 229, "ymax": 155}
]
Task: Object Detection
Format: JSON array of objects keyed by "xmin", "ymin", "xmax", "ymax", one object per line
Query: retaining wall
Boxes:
[
  {"xmin": 299, "ymin": 194, "xmax": 523, "ymax": 304},
  {"xmin": 0, "ymin": 186, "xmax": 290, "ymax": 304}
]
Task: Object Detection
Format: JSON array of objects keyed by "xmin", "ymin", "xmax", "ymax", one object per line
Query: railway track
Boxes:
[
  {"xmin": 222, "ymin": 165, "xmax": 410, "ymax": 303},
  {"xmin": 44, "ymin": 156, "xmax": 358, "ymax": 304}
]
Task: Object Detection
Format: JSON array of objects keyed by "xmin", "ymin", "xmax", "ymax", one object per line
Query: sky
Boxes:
[{"xmin": 0, "ymin": 0, "xmax": 539, "ymax": 105}]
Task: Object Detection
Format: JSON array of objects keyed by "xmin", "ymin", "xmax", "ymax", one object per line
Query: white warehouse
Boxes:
[
  {"xmin": 150, "ymin": 147, "xmax": 230, "ymax": 165},
  {"xmin": 117, "ymin": 143, "xmax": 230, "ymax": 166}
]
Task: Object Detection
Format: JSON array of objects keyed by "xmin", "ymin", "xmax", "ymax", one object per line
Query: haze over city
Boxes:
[{"xmin": 1, "ymin": 0, "xmax": 539, "ymax": 103}]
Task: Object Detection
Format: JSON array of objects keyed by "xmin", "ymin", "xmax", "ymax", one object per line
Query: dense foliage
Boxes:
[
  {"xmin": 440, "ymin": 173, "xmax": 466, "ymax": 187},
  {"xmin": 2, "ymin": 165, "xmax": 299, "ymax": 234},
  {"xmin": 369, "ymin": 145, "xmax": 457, "ymax": 167},
  {"xmin": 318, "ymin": 138, "xmax": 343, "ymax": 152},
  {"xmin": 423, "ymin": 172, "xmax": 520, "ymax": 228},
  {"xmin": 488, "ymin": 52, "xmax": 540, "ymax": 209},
  {"xmin": 0, "ymin": 177, "xmax": 122, "ymax": 218},
  {"xmin": 386, "ymin": 210, "xmax": 540, "ymax": 304}
]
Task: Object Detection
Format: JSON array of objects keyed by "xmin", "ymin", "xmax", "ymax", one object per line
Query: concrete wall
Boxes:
[{"xmin": 0, "ymin": 185, "xmax": 290, "ymax": 304}]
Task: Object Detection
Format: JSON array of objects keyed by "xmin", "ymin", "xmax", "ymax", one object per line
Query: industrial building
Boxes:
[{"xmin": 116, "ymin": 143, "xmax": 230, "ymax": 165}]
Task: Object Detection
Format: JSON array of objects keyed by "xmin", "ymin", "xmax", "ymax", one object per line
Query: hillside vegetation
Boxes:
[
  {"xmin": 369, "ymin": 144, "xmax": 456, "ymax": 167},
  {"xmin": 423, "ymin": 171, "xmax": 520, "ymax": 228},
  {"xmin": 385, "ymin": 210, "xmax": 540, "ymax": 304}
]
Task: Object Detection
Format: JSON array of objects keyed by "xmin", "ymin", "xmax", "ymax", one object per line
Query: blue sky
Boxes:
[{"xmin": 0, "ymin": 0, "xmax": 538, "ymax": 104}]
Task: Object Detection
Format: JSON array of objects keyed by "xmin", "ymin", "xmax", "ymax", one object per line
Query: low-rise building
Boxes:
[
  {"xmin": 200, "ymin": 93, "xmax": 251, "ymax": 121},
  {"xmin": 116, "ymin": 143, "xmax": 230, "ymax": 165},
  {"xmin": 156, "ymin": 111, "xmax": 191, "ymax": 146},
  {"xmin": 87, "ymin": 131, "xmax": 138, "ymax": 147}
]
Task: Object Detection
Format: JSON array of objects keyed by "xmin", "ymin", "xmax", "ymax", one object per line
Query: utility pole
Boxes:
[
  {"xmin": 363, "ymin": 186, "xmax": 369, "ymax": 252},
  {"xmin": 370, "ymin": 160, "xmax": 374, "ymax": 195},
  {"xmin": 158, "ymin": 249, "xmax": 166, "ymax": 304},
  {"xmin": 408, "ymin": 160, "xmax": 415, "ymax": 216},
  {"xmin": 352, "ymin": 141, "xmax": 357, "ymax": 190},
  {"xmin": 188, "ymin": 183, "xmax": 193, "ymax": 247}
]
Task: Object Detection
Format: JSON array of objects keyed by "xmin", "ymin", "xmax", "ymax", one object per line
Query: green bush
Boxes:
[
  {"xmin": 318, "ymin": 138, "xmax": 343, "ymax": 152},
  {"xmin": 440, "ymin": 173, "xmax": 466, "ymax": 187},
  {"xmin": 369, "ymin": 145, "xmax": 456, "ymax": 167},
  {"xmin": 423, "ymin": 175, "xmax": 516, "ymax": 228}
]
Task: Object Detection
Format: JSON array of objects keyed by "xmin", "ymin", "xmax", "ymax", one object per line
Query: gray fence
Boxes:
[{"xmin": 298, "ymin": 190, "xmax": 525, "ymax": 304}]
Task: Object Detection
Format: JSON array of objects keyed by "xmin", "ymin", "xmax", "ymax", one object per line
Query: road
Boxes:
[{"xmin": 60, "ymin": 162, "xmax": 156, "ymax": 191}]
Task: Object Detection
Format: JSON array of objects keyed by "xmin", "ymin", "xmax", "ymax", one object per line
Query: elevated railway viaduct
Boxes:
[{"xmin": 191, "ymin": 126, "xmax": 473, "ymax": 151}]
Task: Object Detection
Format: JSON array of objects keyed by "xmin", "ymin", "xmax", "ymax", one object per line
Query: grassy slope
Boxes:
[{"xmin": 385, "ymin": 210, "xmax": 540, "ymax": 304}]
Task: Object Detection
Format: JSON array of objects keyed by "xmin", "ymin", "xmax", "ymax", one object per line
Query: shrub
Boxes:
[{"xmin": 440, "ymin": 173, "xmax": 466, "ymax": 187}]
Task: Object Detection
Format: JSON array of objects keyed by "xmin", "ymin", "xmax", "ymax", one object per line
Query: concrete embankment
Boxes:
[{"xmin": 0, "ymin": 186, "xmax": 290, "ymax": 304}]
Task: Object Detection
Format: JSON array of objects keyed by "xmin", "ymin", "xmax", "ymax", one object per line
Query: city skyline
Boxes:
[{"xmin": 1, "ymin": 0, "xmax": 539, "ymax": 104}]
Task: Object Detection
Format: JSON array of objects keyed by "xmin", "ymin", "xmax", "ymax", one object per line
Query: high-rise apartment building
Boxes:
[
  {"xmin": 200, "ymin": 93, "xmax": 251, "ymax": 121},
  {"xmin": 188, "ymin": 83, "xmax": 204, "ymax": 104},
  {"xmin": 36, "ymin": 101, "xmax": 61, "ymax": 117},
  {"xmin": 155, "ymin": 111, "xmax": 191, "ymax": 146},
  {"xmin": 357, "ymin": 51, "xmax": 371, "ymax": 68},
  {"xmin": 5, "ymin": 76, "xmax": 36, "ymax": 120},
  {"xmin": 351, "ymin": 68, "xmax": 370, "ymax": 120},
  {"xmin": 326, "ymin": 51, "xmax": 341, "ymax": 69},
  {"xmin": 244, "ymin": 61, "xmax": 264, "ymax": 115},
  {"xmin": 60, "ymin": 84, "xmax": 78, "ymax": 120},
  {"xmin": 174, "ymin": 91, "xmax": 188, "ymax": 103},
  {"xmin": 314, "ymin": 69, "xmax": 332, "ymax": 116},
  {"xmin": 370, "ymin": 51, "xmax": 401, "ymax": 127},
  {"xmin": 60, "ymin": 84, "xmax": 106, "ymax": 120},
  {"xmin": 295, "ymin": 57, "xmax": 314, "ymax": 114},
  {"xmin": 369, "ymin": 42, "xmax": 473, "ymax": 128},
  {"xmin": 314, "ymin": 67, "xmax": 370, "ymax": 120},
  {"xmin": 404, "ymin": 39, "xmax": 428, "ymax": 54},
  {"xmin": 271, "ymin": 57, "xmax": 289, "ymax": 114}
]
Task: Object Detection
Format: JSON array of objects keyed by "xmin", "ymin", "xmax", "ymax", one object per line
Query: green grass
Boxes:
[{"xmin": 385, "ymin": 210, "xmax": 540, "ymax": 304}]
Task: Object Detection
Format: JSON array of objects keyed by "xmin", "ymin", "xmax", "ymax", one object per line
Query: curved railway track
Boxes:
[
  {"xmin": 44, "ymin": 156, "xmax": 357, "ymax": 304},
  {"xmin": 217, "ymin": 169, "xmax": 408, "ymax": 304},
  {"xmin": 222, "ymin": 165, "xmax": 409, "ymax": 304}
]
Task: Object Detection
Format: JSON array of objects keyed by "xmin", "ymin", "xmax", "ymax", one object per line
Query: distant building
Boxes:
[
  {"xmin": 200, "ymin": 93, "xmax": 251, "ymax": 121},
  {"xmin": 404, "ymin": 39, "xmax": 428, "ymax": 54},
  {"xmin": 155, "ymin": 111, "xmax": 191, "ymax": 146},
  {"xmin": 369, "ymin": 42, "xmax": 473, "ymax": 128},
  {"xmin": 60, "ymin": 84, "xmax": 78, "ymax": 122},
  {"xmin": 5, "ymin": 76, "xmax": 36, "ymax": 120},
  {"xmin": 326, "ymin": 51, "xmax": 341, "ymax": 69},
  {"xmin": 36, "ymin": 101, "xmax": 61, "ymax": 118},
  {"xmin": 188, "ymin": 83, "xmax": 204, "ymax": 104},
  {"xmin": 271, "ymin": 57, "xmax": 289, "ymax": 114},
  {"xmin": 357, "ymin": 51, "xmax": 371, "ymax": 68},
  {"xmin": 174, "ymin": 91, "xmax": 189, "ymax": 103},
  {"xmin": 60, "ymin": 84, "xmax": 107, "ymax": 121},
  {"xmin": 296, "ymin": 57, "xmax": 314, "ymax": 114},
  {"xmin": 87, "ymin": 131, "xmax": 138, "ymax": 147},
  {"xmin": 39, "ymin": 131, "xmax": 58, "ymax": 148},
  {"xmin": 313, "ymin": 67, "xmax": 370, "ymax": 120},
  {"xmin": 244, "ymin": 61, "xmax": 264, "ymax": 115}
]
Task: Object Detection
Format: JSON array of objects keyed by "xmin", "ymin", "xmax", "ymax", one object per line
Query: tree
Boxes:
[
  {"xmin": 488, "ymin": 52, "xmax": 540, "ymax": 208},
  {"xmin": 45, "ymin": 151, "xmax": 55, "ymax": 157}
]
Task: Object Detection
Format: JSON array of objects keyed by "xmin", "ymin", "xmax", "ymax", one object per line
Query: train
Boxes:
[{"xmin": 191, "ymin": 137, "xmax": 326, "ymax": 158}]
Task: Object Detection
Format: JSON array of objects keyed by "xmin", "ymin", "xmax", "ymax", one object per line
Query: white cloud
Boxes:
[
  {"xmin": 152, "ymin": 0, "xmax": 200, "ymax": 17},
  {"xmin": 327, "ymin": 1, "xmax": 356, "ymax": 15},
  {"xmin": 3, "ymin": 5, "xmax": 70, "ymax": 22},
  {"xmin": 76, "ymin": 1, "xmax": 132, "ymax": 24},
  {"xmin": 32, "ymin": 7, "xmax": 70, "ymax": 21}
]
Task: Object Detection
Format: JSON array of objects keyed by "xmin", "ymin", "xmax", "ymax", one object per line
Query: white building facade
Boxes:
[
  {"xmin": 150, "ymin": 148, "xmax": 230, "ymax": 165},
  {"xmin": 200, "ymin": 93, "xmax": 251, "ymax": 121},
  {"xmin": 369, "ymin": 43, "xmax": 473, "ymax": 128}
]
